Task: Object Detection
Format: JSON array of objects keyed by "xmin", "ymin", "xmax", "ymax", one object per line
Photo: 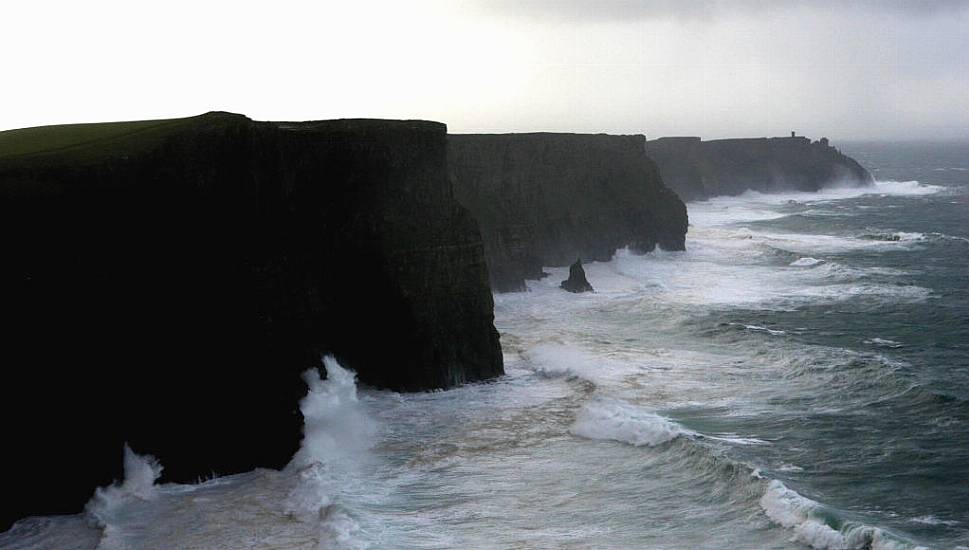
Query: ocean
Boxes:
[{"xmin": 2, "ymin": 142, "xmax": 967, "ymax": 549}]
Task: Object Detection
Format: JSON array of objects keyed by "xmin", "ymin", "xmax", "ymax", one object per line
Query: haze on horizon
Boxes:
[{"xmin": 2, "ymin": 0, "xmax": 967, "ymax": 141}]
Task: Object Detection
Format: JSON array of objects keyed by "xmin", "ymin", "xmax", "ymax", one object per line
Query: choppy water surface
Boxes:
[{"xmin": 3, "ymin": 142, "xmax": 968, "ymax": 549}]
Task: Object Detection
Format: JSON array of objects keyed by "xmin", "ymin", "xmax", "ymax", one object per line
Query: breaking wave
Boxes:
[
  {"xmin": 570, "ymin": 398, "xmax": 689, "ymax": 447},
  {"xmin": 85, "ymin": 445, "xmax": 163, "ymax": 549},
  {"xmin": 281, "ymin": 356, "xmax": 379, "ymax": 549},
  {"xmin": 10, "ymin": 355, "xmax": 384, "ymax": 550},
  {"xmin": 760, "ymin": 480, "xmax": 920, "ymax": 550}
]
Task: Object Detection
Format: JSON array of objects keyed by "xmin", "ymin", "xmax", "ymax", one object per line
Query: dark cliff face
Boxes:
[
  {"xmin": 645, "ymin": 136, "xmax": 874, "ymax": 202},
  {"xmin": 448, "ymin": 133, "xmax": 688, "ymax": 292},
  {"xmin": 0, "ymin": 112, "xmax": 502, "ymax": 529}
]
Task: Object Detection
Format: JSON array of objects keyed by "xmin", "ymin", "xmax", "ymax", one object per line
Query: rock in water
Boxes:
[{"xmin": 561, "ymin": 258, "xmax": 594, "ymax": 293}]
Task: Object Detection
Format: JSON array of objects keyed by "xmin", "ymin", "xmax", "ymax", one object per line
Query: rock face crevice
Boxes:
[
  {"xmin": 0, "ymin": 112, "xmax": 502, "ymax": 529},
  {"xmin": 644, "ymin": 136, "xmax": 874, "ymax": 202},
  {"xmin": 448, "ymin": 133, "xmax": 688, "ymax": 292}
]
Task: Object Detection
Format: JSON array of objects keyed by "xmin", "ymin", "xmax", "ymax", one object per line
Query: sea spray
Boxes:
[
  {"xmin": 84, "ymin": 444, "xmax": 163, "ymax": 548},
  {"xmin": 285, "ymin": 355, "xmax": 378, "ymax": 549},
  {"xmin": 289, "ymin": 355, "xmax": 377, "ymax": 469}
]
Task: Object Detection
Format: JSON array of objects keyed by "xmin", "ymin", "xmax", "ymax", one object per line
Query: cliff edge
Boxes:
[
  {"xmin": 0, "ymin": 112, "xmax": 503, "ymax": 529},
  {"xmin": 645, "ymin": 136, "xmax": 874, "ymax": 202},
  {"xmin": 448, "ymin": 133, "xmax": 688, "ymax": 292}
]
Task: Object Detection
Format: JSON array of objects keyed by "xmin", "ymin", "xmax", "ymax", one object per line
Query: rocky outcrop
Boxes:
[
  {"xmin": 0, "ymin": 112, "xmax": 502, "ymax": 529},
  {"xmin": 645, "ymin": 136, "xmax": 874, "ymax": 202},
  {"xmin": 561, "ymin": 258, "xmax": 594, "ymax": 293},
  {"xmin": 448, "ymin": 133, "xmax": 688, "ymax": 292}
]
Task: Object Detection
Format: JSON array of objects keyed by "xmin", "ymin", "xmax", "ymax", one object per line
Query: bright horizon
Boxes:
[{"xmin": 3, "ymin": 0, "xmax": 968, "ymax": 141}]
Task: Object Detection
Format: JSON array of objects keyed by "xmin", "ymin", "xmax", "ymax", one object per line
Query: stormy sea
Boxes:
[{"xmin": 3, "ymin": 142, "xmax": 967, "ymax": 549}]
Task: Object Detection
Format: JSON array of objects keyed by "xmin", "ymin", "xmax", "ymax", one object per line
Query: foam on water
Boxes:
[
  {"xmin": 759, "ymin": 481, "xmax": 922, "ymax": 550},
  {"xmin": 283, "ymin": 356, "xmax": 379, "ymax": 548},
  {"xmin": 791, "ymin": 257, "xmax": 825, "ymax": 267},
  {"xmin": 570, "ymin": 398, "xmax": 689, "ymax": 447},
  {"xmin": 865, "ymin": 338, "xmax": 904, "ymax": 348},
  {"xmin": 85, "ymin": 445, "xmax": 164, "ymax": 548},
  {"xmin": 2, "ymin": 356, "xmax": 385, "ymax": 550},
  {"xmin": 523, "ymin": 342, "xmax": 636, "ymax": 386},
  {"xmin": 290, "ymin": 355, "xmax": 378, "ymax": 469}
]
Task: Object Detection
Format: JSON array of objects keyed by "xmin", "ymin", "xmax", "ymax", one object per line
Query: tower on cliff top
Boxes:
[{"xmin": 791, "ymin": 131, "xmax": 796, "ymax": 137}]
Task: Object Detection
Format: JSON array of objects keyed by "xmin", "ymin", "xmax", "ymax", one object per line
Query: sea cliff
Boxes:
[
  {"xmin": 448, "ymin": 133, "xmax": 688, "ymax": 292},
  {"xmin": 0, "ymin": 112, "xmax": 502, "ymax": 528},
  {"xmin": 645, "ymin": 136, "xmax": 874, "ymax": 201}
]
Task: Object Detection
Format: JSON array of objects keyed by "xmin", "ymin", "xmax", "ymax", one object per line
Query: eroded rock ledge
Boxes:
[
  {"xmin": 448, "ymin": 133, "xmax": 688, "ymax": 292},
  {"xmin": 0, "ymin": 112, "xmax": 502, "ymax": 528}
]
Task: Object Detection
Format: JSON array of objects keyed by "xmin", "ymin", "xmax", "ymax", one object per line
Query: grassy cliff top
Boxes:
[
  {"xmin": 0, "ymin": 112, "xmax": 248, "ymax": 164},
  {"xmin": 0, "ymin": 113, "xmax": 449, "ymax": 166}
]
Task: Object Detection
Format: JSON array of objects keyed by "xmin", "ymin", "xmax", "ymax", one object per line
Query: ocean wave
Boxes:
[
  {"xmin": 85, "ymin": 445, "xmax": 164, "ymax": 548},
  {"xmin": 688, "ymin": 180, "xmax": 943, "ymax": 218},
  {"xmin": 760, "ymin": 480, "xmax": 922, "ymax": 550},
  {"xmin": 34, "ymin": 356, "xmax": 383, "ymax": 550},
  {"xmin": 570, "ymin": 395, "xmax": 926, "ymax": 549},
  {"xmin": 864, "ymin": 338, "xmax": 903, "ymax": 348},
  {"xmin": 522, "ymin": 342, "xmax": 633, "ymax": 386},
  {"xmin": 729, "ymin": 322, "xmax": 787, "ymax": 336},
  {"xmin": 864, "ymin": 180, "xmax": 943, "ymax": 196},
  {"xmin": 791, "ymin": 257, "xmax": 825, "ymax": 267},
  {"xmin": 284, "ymin": 356, "xmax": 378, "ymax": 549},
  {"xmin": 0, "ymin": 516, "xmax": 100, "ymax": 550},
  {"xmin": 289, "ymin": 356, "xmax": 378, "ymax": 469},
  {"xmin": 570, "ymin": 398, "xmax": 689, "ymax": 447},
  {"xmin": 858, "ymin": 231, "xmax": 924, "ymax": 242},
  {"xmin": 860, "ymin": 229, "xmax": 969, "ymax": 245},
  {"xmin": 909, "ymin": 515, "xmax": 960, "ymax": 527},
  {"xmin": 787, "ymin": 282, "xmax": 932, "ymax": 303}
]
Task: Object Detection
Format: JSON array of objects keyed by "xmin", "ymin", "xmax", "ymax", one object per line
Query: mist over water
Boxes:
[{"xmin": 2, "ymin": 142, "xmax": 968, "ymax": 549}]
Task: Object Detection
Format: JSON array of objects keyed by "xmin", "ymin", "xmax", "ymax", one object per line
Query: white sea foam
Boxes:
[
  {"xmin": 523, "ymin": 342, "xmax": 633, "ymax": 386},
  {"xmin": 0, "ymin": 516, "xmax": 101, "ymax": 550},
  {"xmin": 909, "ymin": 515, "xmax": 959, "ymax": 526},
  {"xmin": 84, "ymin": 445, "xmax": 163, "ymax": 548},
  {"xmin": 85, "ymin": 445, "xmax": 162, "ymax": 521},
  {"xmin": 688, "ymin": 180, "xmax": 943, "ymax": 228},
  {"xmin": 865, "ymin": 338, "xmax": 903, "ymax": 348},
  {"xmin": 791, "ymin": 257, "xmax": 825, "ymax": 267},
  {"xmin": 47, "ymin": 356, "xmax": 382, "ymax": 550},
  {"xmin": 570, "ymin": 398, "xmax": 688, "ymax": 447},
  {"xmin": 760, "ymin": 480, "xmax": 853, "ymax": 550},
  {"xmin": 290, "ymin": 355, "xmax": 377, "ymax": 469},
  {"xmin": 789, "ymin": 283, "xmax": 931, "ymax": 303},
  {"xmin": 760, "ymin": 480, "xmax": 922, "ymax": 550},
  {"xmin": 740, "ymin": 324, "xmax": 787, "ymax": 336},
  {"xmin": 285, "ymin": 356, "xmax": 378, "ymax": 548}
]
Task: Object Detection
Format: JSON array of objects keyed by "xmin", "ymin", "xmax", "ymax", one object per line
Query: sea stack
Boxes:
[{"xmin": 561, "ymin": 258, "xmax": 594, "ymax": 293}]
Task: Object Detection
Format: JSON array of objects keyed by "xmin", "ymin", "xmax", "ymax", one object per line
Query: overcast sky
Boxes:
[{"xmin": 3, "ymin": 0, "xmax": 967, "ymax": 140}]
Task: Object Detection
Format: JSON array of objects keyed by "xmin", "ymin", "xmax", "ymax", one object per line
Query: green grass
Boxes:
[{"xmin": 0, "ymin": 112, "xmax": 242, "ymax": 164}]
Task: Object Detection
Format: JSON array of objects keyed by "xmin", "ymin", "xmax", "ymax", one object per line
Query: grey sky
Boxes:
[{"xmin": 2, "ymin": 0, "xmax": 967, "ymax": 140}]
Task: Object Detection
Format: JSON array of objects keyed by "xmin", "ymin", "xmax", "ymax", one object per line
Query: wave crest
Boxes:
[{"xmin": 570, "ymin": 398, "xmax": 688, "ymax": 447}]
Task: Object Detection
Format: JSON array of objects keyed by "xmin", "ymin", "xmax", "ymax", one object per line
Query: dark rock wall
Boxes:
[
  {"xmin": 0, "ymin": 112, "xmax": 502, "ymax": 529},
  {"xmin": 448, "ymin": 133, "xmax": 688, "ymax": 292},
  {"xmin": 645, "ymin": 136, "xmax": 874, "ymax": 202}
]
